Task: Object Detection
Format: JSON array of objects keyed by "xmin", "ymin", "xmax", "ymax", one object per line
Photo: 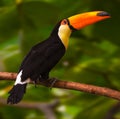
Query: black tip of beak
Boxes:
[{"xmin": 97, "ymin": 11, "xmax": 110, "ymax": 17}]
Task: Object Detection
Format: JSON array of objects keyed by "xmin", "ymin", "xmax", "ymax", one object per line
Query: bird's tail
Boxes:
[{"xmin": 7, "ymin": 84, "xmax": 27, "ymax": 104}]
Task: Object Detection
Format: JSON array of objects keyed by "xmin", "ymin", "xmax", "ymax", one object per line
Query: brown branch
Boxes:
[
  {"xmin": 0, "ymin": 97, "xmax": 59, "ymax": 119},
  {"xmin": 0, "ymin": 72, "xmax": 17, "ymax": 80},
  {"xmin": 0, "ymin": 72, "xmax": 120, "ymax": 101}
]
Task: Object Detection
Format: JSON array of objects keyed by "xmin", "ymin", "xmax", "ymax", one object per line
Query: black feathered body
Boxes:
[
  {"xmin": 20, "ymin": 35, "xmax": 65, "ymax": 81},
  {"xmin": 19, "ymin": 21, "xmax": 65, "ymax": 81},
  {"xmin": 7, "ymin": 21, "xmax": 66, "ymax": 104}
]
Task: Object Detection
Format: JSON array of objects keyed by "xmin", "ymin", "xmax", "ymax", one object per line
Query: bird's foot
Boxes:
[
  {"xmin": 37, "ymin": 77, "xmax": 58, "ymax": 89},
  {"xmin": 33, "ymin": 78, "xmax": 41, "ymax": 87},
  {"xmin": 47, "ymin": 78, "xmax": 58, "ymax": 89},
  {"xmin": 33, "ymin": 80, "xmax": 37, "ymax": 88}
]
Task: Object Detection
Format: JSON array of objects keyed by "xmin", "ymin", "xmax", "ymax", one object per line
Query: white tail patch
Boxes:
[{"xmin": 14, "ymin": 70, "xmax": 31, "ymax": 85}]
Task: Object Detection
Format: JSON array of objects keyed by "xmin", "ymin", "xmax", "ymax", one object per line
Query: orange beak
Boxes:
[{"xmin": 68, "ymin": 11, "xmax": 110, "ymax": 30}]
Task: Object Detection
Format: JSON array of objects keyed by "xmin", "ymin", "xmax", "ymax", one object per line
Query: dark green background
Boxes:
[{"xmin": 0, "ymin": 0, "xmax": 120, "ymax": 119}]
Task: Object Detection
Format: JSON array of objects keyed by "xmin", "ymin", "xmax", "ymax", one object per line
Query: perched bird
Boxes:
[{"xmin": 7, "ymin": 11, "xmax": 110, "ymax": 104}]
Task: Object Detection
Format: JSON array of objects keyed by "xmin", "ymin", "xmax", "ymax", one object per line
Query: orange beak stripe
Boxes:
[{"xmin": 68, "ymin": 11, "xmax": 110, "ymax": 30}]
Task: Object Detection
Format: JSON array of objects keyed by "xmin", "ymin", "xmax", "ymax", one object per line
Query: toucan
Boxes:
[{"xmin": 7, "ymin": 11, "xmax": 110, "ymax": 104}]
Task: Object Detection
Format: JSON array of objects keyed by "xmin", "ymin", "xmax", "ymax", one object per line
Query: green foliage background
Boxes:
[{"xmin": 0, "ymin": 0, "xmax": 120, "ymax": 119}]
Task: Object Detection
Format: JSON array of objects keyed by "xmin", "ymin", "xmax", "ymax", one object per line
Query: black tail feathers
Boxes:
[{"xmin": 7, "ymin": 84, "xmax": 27, "ymax": 104}]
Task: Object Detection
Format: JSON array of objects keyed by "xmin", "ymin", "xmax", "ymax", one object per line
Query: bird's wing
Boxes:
[{"xmin": 19, "ymin": 43, "xmax": 65, "ymax": 81}]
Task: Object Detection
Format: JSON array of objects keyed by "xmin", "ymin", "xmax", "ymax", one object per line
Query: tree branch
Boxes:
[{"xmin": 0, "ymin": 72, "xmax": 120, "ymax": 101}]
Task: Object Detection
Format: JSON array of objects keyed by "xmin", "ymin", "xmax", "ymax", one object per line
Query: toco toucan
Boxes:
[{"xmin": 7, "ymin": 11, "xmax": 110, "ymax": 104}]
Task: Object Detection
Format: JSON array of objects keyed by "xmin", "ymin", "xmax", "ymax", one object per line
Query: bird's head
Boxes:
[{"xmin": 57, "ymin": 11, "xmax": 110, "ymax": 49}]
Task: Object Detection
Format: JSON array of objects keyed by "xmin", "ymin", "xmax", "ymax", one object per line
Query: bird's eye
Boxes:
[{"xmin": 61, "ymin": 19, "xmax": 68, "ymax": 25}]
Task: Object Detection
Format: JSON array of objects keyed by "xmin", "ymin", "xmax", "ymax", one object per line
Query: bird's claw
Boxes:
[
  {"xmin": 36, "ymin": 77, "xmax": 58, "ymax": 89},
  {"xmin": 48, "ymin": 78, "xmax": 58, "ymax": 89}
]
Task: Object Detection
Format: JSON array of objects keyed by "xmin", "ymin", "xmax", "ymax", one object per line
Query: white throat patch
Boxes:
[{"xmin": 58, "ymin": 25, "xmax": 72, "ymax": 49}]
